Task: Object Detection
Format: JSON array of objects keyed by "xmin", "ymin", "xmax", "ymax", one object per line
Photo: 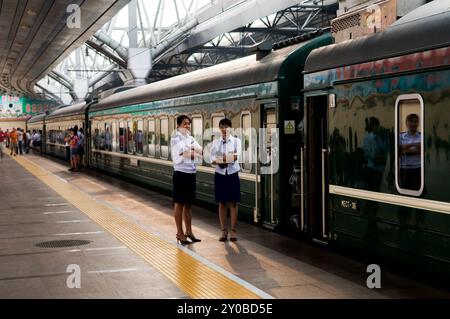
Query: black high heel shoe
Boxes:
[
  {"xmin": 230, "ymin": 229, "xmax": 237, "ymax": 242},
  {"xmin": 176, "ymin": 234, "xmax": 190, "ymax": 245},
  {"xmin": 219, "ymin": 229, "xmax": 228, "ymax": 242},
  {"xmin": 185, "ymin": 234, "xmax": 201, "ymax": 243}
]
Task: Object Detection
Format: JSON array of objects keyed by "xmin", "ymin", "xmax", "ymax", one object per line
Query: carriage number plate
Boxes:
[{"xmin": 339, "ymin": 199, "xmax": 359, "ymax": 212}]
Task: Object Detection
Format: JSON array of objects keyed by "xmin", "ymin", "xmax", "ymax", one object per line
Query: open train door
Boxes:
[{"xmin": 305, "ymin": 94, "xmax": 330, "ymax": 244}]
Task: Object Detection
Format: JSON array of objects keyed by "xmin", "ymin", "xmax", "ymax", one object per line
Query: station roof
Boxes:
[{"xmin": 0, "ymin": 0, "xmax": 129, "ymax": 96}]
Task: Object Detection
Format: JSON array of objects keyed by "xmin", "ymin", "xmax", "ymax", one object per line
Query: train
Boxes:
[{"xmin": 27, "ymin": 2, "xmax": 450, "ymax": 284}]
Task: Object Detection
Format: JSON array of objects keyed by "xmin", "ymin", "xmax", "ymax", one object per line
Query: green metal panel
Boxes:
[{"xmin": 325, "ymin": 68, "xmax": 450, "ymax": 281}]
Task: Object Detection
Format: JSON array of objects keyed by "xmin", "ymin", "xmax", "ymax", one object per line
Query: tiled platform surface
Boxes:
[
  {"xmin": 0, "ymin": 154, "xmax": 187, "ymax": 299},
  {"xmin": 1, "ymin": 152, "xmax": 449, "ymax": 299}
]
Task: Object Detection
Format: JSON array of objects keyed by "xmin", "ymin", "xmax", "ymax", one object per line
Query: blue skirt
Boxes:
[{"xmin": 214, "ymin": 172, "xmax": 241, "ymax": 203}]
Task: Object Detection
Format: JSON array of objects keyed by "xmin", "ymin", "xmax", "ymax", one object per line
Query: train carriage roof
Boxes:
[
  {"xmin": 304, "ymin": 0, "xmax": 450, "ymax": 73},
  {"xmin": 27, "ymin": 113, "xmax": 46, "ymax": 123},
  {"xmin": 91, "ymin": 35, "xmax": 327, "ymax": 112},
  {"xmin": 45, "ymin": 101, "xmax": 87, "ymax": 120}
]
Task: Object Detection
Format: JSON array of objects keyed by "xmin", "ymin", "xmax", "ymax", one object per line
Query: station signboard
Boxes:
[{"xmin": 0, "ymin": 95, "xmax": 58, "ymax": 118}]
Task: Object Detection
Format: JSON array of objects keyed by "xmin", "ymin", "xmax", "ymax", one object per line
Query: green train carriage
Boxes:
[
  {"xmin": 87, "ymin": 31, "xmax": 332, "ymax": 231},
  {"xmin": 44, "ymin": 102, "xmax": 90, "ymax": 161},
  {"xmin": 303, "ymin": 2, "xmax": 450, "ymax": 282}
]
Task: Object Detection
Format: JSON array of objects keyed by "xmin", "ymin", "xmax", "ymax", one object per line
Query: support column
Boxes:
[
  {"xmin": 126, "ymin": 0, "xmax": 152, "ymax": 85},
  {"xmin": 73, "ymin": 78, "xmax": 89, "ymax": 102}
]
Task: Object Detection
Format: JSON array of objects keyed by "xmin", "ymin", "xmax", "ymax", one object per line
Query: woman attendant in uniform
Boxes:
[
  {"xmin": 210, "ymin": 118, "xmax": 242, "ymax": 242},
  {"xmin": 171, "ymin": 115, "xmax": 203, "ymax": 245}
]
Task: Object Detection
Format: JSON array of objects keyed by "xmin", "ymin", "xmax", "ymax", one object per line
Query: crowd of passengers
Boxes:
[
  {"xmin": 0, "ymin": 126, "xmax": 85, "ymax": 173},
  {"xmin": 0, "ymin": 127, "xmax": 42, "ymax": 157}
]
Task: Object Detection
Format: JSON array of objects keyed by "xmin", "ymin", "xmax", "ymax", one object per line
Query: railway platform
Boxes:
[{"xmin": 0, "ymin": 152, "xmax": 449, "ymax": 299}]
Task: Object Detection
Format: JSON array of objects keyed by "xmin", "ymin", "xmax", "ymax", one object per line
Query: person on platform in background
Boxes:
[
  {"xmin": 69, "ymin": 128, "xmax": 79, "ymax": 172},
  {"xmin": 33, "ymin": 130, "xmax": 42, "ymax": 153},
  {"xmin": 0, "ymin": 128, "xmax": 6, "ymax": 159},
  {"xmin": 76, "ymin": 128, "xmax": 85, "ymax": 169},
  {"xmin": 5, "ymin": 129, "xmax": 10, "ymax": 148},
  {"xmin": 9, "ymin": 128, "xmax": 18, "ymax": 156},
  {"xmin": 25, "ymin": 130, "xmax": 31, "ymax": 154},
  {"xmin": 31, "ymin": 130, "xmax": 36, "ymax": 152},
  {"xmin": 17, "ymin": 128, "xmax": 23, "ymax": 155}
]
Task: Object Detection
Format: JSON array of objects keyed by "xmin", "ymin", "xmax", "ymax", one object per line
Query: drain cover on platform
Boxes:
[{"xmin": 35, "ymin": 239, "xmax": 91, "ymax": 248}]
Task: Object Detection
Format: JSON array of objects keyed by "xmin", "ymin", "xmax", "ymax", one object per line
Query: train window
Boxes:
[
  {"xmin": 110, "ymin": 122, "xmax": 116, "ymax": 152},
  {"xmin": 93, "ymin": 124, "xmax": 100, "ymax": 150},
  {"xmin": 127, "ymin": 121, "xmax": 135, "ymax": 154},
  {"xmin": 104, "ymin": 122, "xmax": 112, "ymax": 152},
  {"xmin": 192, "ymin": 116, "xmax": 203, "ymax": 147},
  {"xmin": 98, "ymin": 122, "xmax": 103, "ymax": 150},
  {"xmin": 160, "ymin": 117, "xmax": 169, "ymax": 159},
  {"xmin": 148, "ymin": 118, "xmax": 156, "ymax": 157},
  {"xmin": 395, "ymin": 94, "xmax": 424, "ymax": 196},
  {"xmin": 191, "ymin": 116, "xmax": 203, "ymax": 165},
  {"xmin": 119, "ymin": 121, "xmax": 125, "ymax": 152},
  {"xmin": 261, "ymin": 108, "xmax": 277, "ymax": 169},
  {"xmin": 241, "ymin": 112, "xmax": 252, "ymax": 171},
  {"xmin": 212, "ymin": 116, "xmax": 224, "ymax": 132},
  {"xmin": 211, "ymin": 114, "xmax": 225, "ymax": 141},
  {"xmin": 136, "ymin": 120, "xmax": 144, "ymax": 155}
]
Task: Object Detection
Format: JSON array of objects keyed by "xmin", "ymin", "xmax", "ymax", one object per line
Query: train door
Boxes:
[
  {"xmin": 260, "ymin": 101, "xmax": 279, "ymax": 229},
  {"xmin": 306, "ymin": 94, "xmax": 329, "ymax": 243}
]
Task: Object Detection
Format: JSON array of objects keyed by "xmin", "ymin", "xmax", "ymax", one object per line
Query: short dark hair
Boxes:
[
  {"xmin": 219, "ymin": 118, "xmax": 232, "ymax": 128},
  {"xmin": 176, "ymin": 115, "xmax": 190, "ymax": 126},
  {"xmin": 369, "ymin": 117, "xmax": 380, "ymax": 127},
  {"xmin": 406, "ymin": 113, "xmax": 419, "ymax": 123}
]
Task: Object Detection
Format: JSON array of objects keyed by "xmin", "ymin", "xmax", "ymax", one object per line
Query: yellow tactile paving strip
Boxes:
[{"xmin": 9, "ymin": 154, "xmax": 261, "ymax": 299}]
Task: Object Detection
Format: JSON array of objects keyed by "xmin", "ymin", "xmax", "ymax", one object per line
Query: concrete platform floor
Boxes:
[{"xmin": 0, "ymin": 152, "xmax": 449, "ymax": 299}]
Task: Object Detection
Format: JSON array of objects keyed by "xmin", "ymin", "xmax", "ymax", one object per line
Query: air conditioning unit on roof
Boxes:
[{"xmin": 331, "ymin": 0, "xmax": 427, "ymax": 43}]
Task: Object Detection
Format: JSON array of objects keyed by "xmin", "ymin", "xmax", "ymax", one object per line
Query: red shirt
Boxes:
[
  {"xmin": 9, "ymin": 131, "xmax": 18, "ymax": 143},
  {"xmin": 69, "ymin": 135, "xmax": 79, "ymax": 149},
  {"xmin": 0, "ymin": 132, "xmax": 5, "ymax": 143}
]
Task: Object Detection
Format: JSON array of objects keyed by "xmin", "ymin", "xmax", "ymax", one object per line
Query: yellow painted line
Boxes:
[{"xmin": 8, "ymin": 153, "xmax": 261, "ymax": 299}]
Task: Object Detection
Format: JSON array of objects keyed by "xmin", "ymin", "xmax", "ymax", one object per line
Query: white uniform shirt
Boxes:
[
  {"xmin": 399, "ymin": 131, "xmax": 421, "ymax": 169},
  {"xmin": 210, "ymin": 135, "xmax": 242, "ymax": 175},
  {"xmin": 170, "ymin": 130, "xmax": 202, "ymax": 174}
]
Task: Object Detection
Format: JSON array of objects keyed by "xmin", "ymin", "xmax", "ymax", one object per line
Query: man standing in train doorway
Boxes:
[{"xmin": 399, "ymin": 113, "xmax": 421, "ymax": 191}]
